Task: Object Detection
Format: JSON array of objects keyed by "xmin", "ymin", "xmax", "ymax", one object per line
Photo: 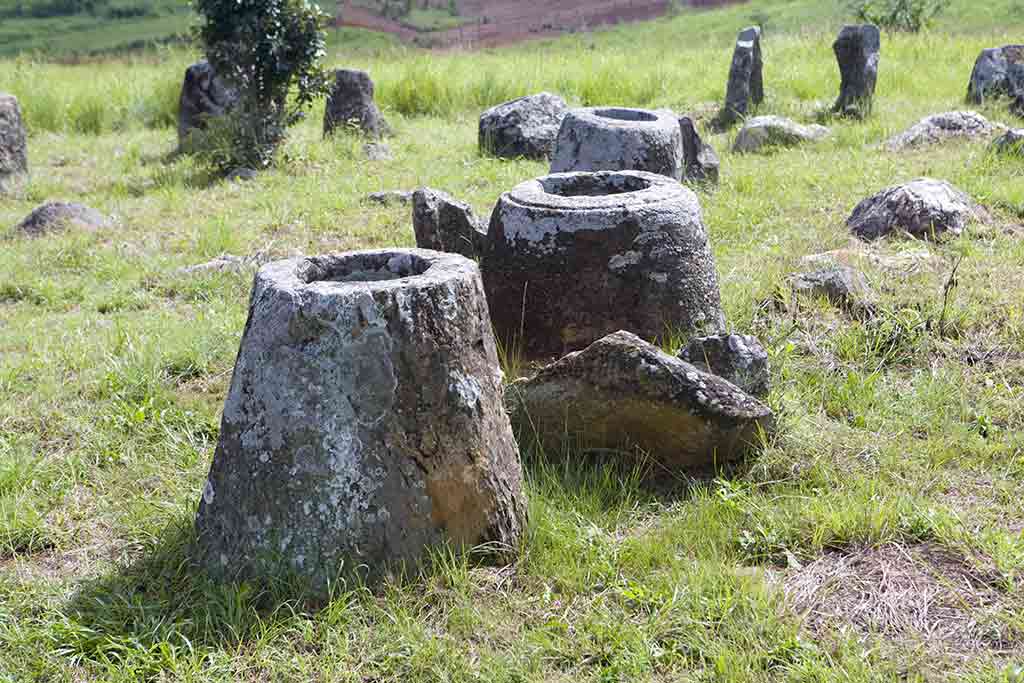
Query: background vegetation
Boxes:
[{"xmin": 1, "ymin": 0, "xmax": 1023, "ymax": 680}]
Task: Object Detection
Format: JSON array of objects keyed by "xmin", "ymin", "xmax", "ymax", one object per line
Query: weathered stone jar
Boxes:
[
  {"xmin": 549, "ymin": 107, "xmax": 684, "ymax": 180},
  {"xmin": 482, "ymin": 171, "xmax": 725, "ymax": 359},
  {"xmin": 195, "ymin": 249, "xmax": 527, "ymax": 591}
]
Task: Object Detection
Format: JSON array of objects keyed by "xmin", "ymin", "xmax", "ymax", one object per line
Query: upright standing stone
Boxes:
[
  {"xmin": 195, "ymin": 250, "xmax": 527, "ymax": 591},
  {"xmin": 0, "ymin": 93, "xmax": 28, "ymax": 189},
  {"xmin": 967, "ymin": 46, "xmax": 1024, "ymax": 105},
  {"xmin": 178, "ymin": 61, "xmax": 237, "ymax": 152},
  {"xmin": 715, "ymin": 26, "xmax": 764, "ymax": 129},
  {"xmin": 323, "ymin": 69, "xmax": 389, "ymax": 138},
  {"xmin": 678, "ymin": 115, "xmax": 720, "ymax": 186},
  {"xmin": 411, "ymin": 188, "xmax": 488, "ymax": 260},
  {"xmin": 832, "ymin": 24, "xmax": 880, "ymax": 119}
]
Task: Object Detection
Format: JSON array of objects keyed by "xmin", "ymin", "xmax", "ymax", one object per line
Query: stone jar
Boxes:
[
  {"xmin": 482, "ymin": 171, "xmax": 725, "ymax": 359},
  {"xmin": 549, "ymin": 107, "xmax": 684, "ymax": 180},
  {"xmin": 195, "ymin": 249, "xmax": 527, "ymax": 591}
]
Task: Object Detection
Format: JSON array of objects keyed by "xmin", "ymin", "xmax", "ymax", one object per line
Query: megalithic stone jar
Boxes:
[
  {"xmin": 482, "ymin": 170, "xmax": 726, "ymax": 359},
  {"xmin": 195, "ymin": 249, "xmax": 527, "ymax": 591}
]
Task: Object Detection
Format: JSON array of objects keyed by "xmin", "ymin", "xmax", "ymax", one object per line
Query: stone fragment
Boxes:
[
  {"xmin": 195, "ymin": 249, "xmax": 527, "ymax": 591},
  {"xmin": 832, "ymin": 24, "xmax": 880, "ymax": 119},
  {"xmin": 679, "ymin": 115, "xmax": 720, "ymax": 186},
  {"xmin": 967, "ymin": 45, "xmax": 1024, "ymax": 105},
  {"xmin": 886, "ymin": 111, "xmax": 995, "ymax": 150},
  {"xmin": 365, "ymin": 190, "xmax": 413, "ymax": 205},
  {"xmin": 363, "ymin": 142, "xmax": 393, "ymax": 161},
  {"xmin": 788, "ymin": 266, "xmax": 877, "ymax": 316},
  {"xmin": 178, "ymin": 251, "xmax": 273, "ymax": 276},
  {"xmin": 549, "ymin": 107, "xmax": 684, "ymax": 180},
  {"xmin": 226, "ymin": 167, "xmax": 257, "ymax": 182},
  {"xmin": 479, "ymin": 92, "xmax": 568, "ymax": 160},
  {"xmin": 412, "ymin": 188, "xmax": 488, "ymax": 260},
  {"xmin": 178, "ymin": 61, "xmax": 237, "ymax": 152},
  {"xmin": 15, "ymin": 201, "xmax": 108, "ymax": 237},
  {"xmin": 0, "ymin": 93, "xmax": 28, "ymax": 189},
  {"xmin": 847, "ymin": 178, "xmax": 985, "ymax": 241},
  {"xmin": 679, "ymin": 333, "xmax": 770, "ymax": 399},
  {"xmin": 323, "ymin": 69, "xmax": 389, "ymax": 138},
  {"xmin": 715, "ymin": 26, "xmax": 764, "ymax": 129},
  {"xmin": 482, "ymin": 171, "xmax": 725, "ymax": 359},
  {"xmin": 508, "ymin": 331, "xmax": 773, "ymax": 472},
  {"xmin": 733, "ymin": 116, "xmax": 830, "ymax": 154},
  {"xmin": 992, "ymin": 128, "xmax": 1024, "ymax": 156}
]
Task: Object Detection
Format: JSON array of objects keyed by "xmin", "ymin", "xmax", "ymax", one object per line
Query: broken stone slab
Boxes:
[
  {"xmin": 364, "ymin": 190, "xmax": 414, "ymax": 205},
  {"xmin": 177, "ymin": 251, "xmax": 274, "ymax": 276},
  {"xmin": 801, "ymin": 246, "xmax": 938, "ymax": 276},
  {"xmin": 14, "ymin": 201, "xmax": 109, "ymax": 237},
  {"xmin": 715, "ymin": 26, "xmax": 764, "ymax": 129},
  {"xmin": 992, "ymin": 128, "xmax": 1024, "ymax": 156},
  {"xmin": 679, "ymin": 334, "xmax": 770, "ymax": 399},
  {"xmin": 0, "ymin": 93, "xmax": 28, "ymax": 190},
  {"xmin": 832, "ymin": 24, "xmax": 880, "ymax": 119},
  {"xmin": 886, "ymin": 111, "xmax": 996, "ymax": 150},
  {"xmin": 411, "ymin": 188, "xmax": 488, "ymax": 261},
  {"xmin": 482, "ymin": 170, "xmax": 725, "ymax": 359},
  {"xmin": 195, "ymin": 249, "xmax": 527, "ymax": 591},
  {"xmin": 679, "ymin": 115, "xmax": 720, "ymax": 186},
  {"xmin": 479, "ymin": 92, "xmax": 568, "ymax": 160},
  {"xmin": 847, "ymin": 178, "xmax": 986, "ymax": 241},
  {"xmin": 507, "ymin": 331, "xmax": 773, "ymax": 473},
  {"xmin": 177, "ymin": 61, "xmax": 237, "ymax": 153},
  {"xmin": 788, "ymin": 266, "xmax": 877, "ymax": 317},
  {"xmin": 733, "ymin": 116, "xmax": 830, "ymax": 154},
  {"xmin": 967, "ymin": 45, "xmax": 1024, "ymax": 105},
  {"xmin": 549, "ymin": 107, "xmax": 684, "ymax": 180},
  {"xmin": 323, "ymin": 69, "xmax": 389, "ymax": 139}
]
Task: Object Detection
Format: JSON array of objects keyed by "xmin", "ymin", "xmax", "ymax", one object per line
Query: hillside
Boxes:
[{"xmin": 2, "ymin": 0, "xmax": 1024, "ymax": 681}]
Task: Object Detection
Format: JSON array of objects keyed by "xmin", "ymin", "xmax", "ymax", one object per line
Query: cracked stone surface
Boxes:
[
  {"xmin": 847, "ymin": 178, "xmax": 985, "ymax": 241},
  {"xmin": 177, "ymin": 61, "xmax": 237, "ymax": 152},
  {"xmin": 886, "ymin": 111, "xmax": 996, "ymax": 150},
  {"xmin": 323, "ymin": 69, "xmax": 389, "ymax": 138},
  {"xmin": 0, "ymin": 93, "xmax": 27, "ymax": 188},
  {"xmin": 14, "ymin": 202, "xmax": 109, "ymax": 237},
  {"xmin": 412, "ymin": 188, "xmax": 488, "ymax": 260},
  {"xmin": 507, "ymin": 331, "xmax": 773, "ymax": 473},
  {"xmin": 716, "ymin": 26, "xmax": 764, "ymax": 129},
  {"xmin": 482, "ymin": 171, "xmax": 725, "ymax": 359},
  {"xmin": 479, "ymin": 92, "xmax": 568, "ymax": 160},
  {"xmin": 195, "ymin": 249, "xmax": 526, "ymax": 591},
  {"xmin": 550, "ymin": 107, "xmax": 684, "ymax": 180},
  {"xmin": 832, "ymin": 24, "xmax": 880, "ymax": 119},
  {"xmin": 733, "ymin": 116, "xmax": 830, "ymax": 154},
  {"xmin": 679, "ymin": 334, "xmax": 770, "ymax": 399}
]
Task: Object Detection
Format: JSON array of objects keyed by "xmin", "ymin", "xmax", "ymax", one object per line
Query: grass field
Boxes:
[{"xmin": 2, "ymin": 0, "xmax": 1024, "ymax": 680}]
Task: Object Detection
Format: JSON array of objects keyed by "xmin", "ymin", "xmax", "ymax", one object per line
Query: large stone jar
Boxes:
[
  {"xmin": 482, "ymin": 171, "xmax": 725, "ymax": 359},
  {"xmin": 549, "ymin": 107, "xmax": 684, "ymax": 180},
  {"xmin": 195, "ymin": 249, "xmax": 527, "ymax": 590}
]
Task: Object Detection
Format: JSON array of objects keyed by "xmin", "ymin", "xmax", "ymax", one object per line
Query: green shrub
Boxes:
[{"xmin": 850, "ymin": 0, "xmax": 950, "ymax": 32}]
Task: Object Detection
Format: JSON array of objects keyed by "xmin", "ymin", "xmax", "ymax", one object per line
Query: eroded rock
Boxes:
[
  {"xmin": 411, "ymin": 188, "xmax": 487, "ymax": 260},
  {"xmin": 479, "ymin": 92, "xmax": 568, "ymax": 160},
  {"xmin": 195, "ymin": 249, "xmax": 527, "ymax": 591},
  {"xmin": 550, "ymin": 107, "xmax": 684, "ymax": 180},
  {"xmin": 715, "ymin": 26, "xmax": 764, "ymax": 129},
  {"xmin": 15, "ymin": 201, "xmax": 108, "ymax": 237},
  {"xmin": 832, "ymin": 24, "xmax": 880, "ymax": 119},
  {"xmin": 0, "ymin": 93, "xmax": 28, "ymax": 189},
  {"xmin": 733, "ymin": 116, "xmax": 830, "ymax": 154},
  {"xmin": 482, "ymin": 171, "xmax": 725, "ymax": 359},
  {"xmin": 365, "ymin": 190, "xmax": 413, "ymax": 205},
  {"xmin": 847, "ymin": 178, "xmax": 985, "ymax": 241},
  {"xmin": 992, "ymin": 128, "xmax": 1024, "ymax": 156},
  {"xmin": 886, "ymin": 111, "xmax": 995, "ymax": 150},
  {"xmin": 789, "ymin": 266, "xmax": 877, "ymax": 316},
  {"xmin": 679, "ymin": 115, "xmax": 720, "ymax": 186},
  {"xmin": 679, "ymin": 334, "xmax": 770, "ymax": 399},
  {"xmin": 508, "ymin": 331, "xmax": 773, "ymax": 473},
  {"xmin": 178, "ymin": 61, "xmax": 237, "ymax": 153},
  {"xmin": 967, "ymin": 45, "xmax": 1024, "ymax": 105},
  {"xmin": 323, "ymin": 69, "xmax": 389, "ymax": 139}
]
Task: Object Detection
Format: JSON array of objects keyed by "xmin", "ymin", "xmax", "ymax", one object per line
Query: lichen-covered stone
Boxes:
[
  {"xmin": 323, "ymin": 69, "xmax": 389, "ymax": 138},
  {"xmin": 195, "ymin": 250, "xmax": 527, "ymax": 591},
  {"xmin": 847, "ymin": 178, "xmax": 985, "ymax": 241},
  {"xmin": 832, "ymin": 24, "xmax": 880, "ymax": 119},
  {"xmin": 479, "ymin": 93, "xmax": 568, "ymax": 160},
  {"xmin": 482, "ymin": 171, "xmax": 725, "ymax": 359},
  {"xmin": 0, "ymin": 93, "xmax": 28, "ymax": 189},
  {"xmin": 412, "ymin": 188, "xmax": 488, "ymax": 260},
  {"xmin": 177, "ymin": 61, "xmax": 236, "ymax": 152},
  {"xmin": 508, "ymin": 331, "xmax": 773, "ymax": 473},
  {"xmin": 733, "ymin": 116, "xmax": 830, "ymax": 154},
  {"xmin": 967, "ymin": 45, "xmax": 1024, "ymax": 104},
  {"xmin": 679, "ymin": 115, "xmax": 720, "ymax": 186},
  {"xmin": 992, "ymin": 128, "xmax": 1024, "ymax": 156},
  {"xmin": 886, "ymin": 111, "xmax": 995, "ymax": 150},
  {"xmin": 679, "ymin": 334, "xmax": 770, "ymax": 399},
  {"xmin": 550, "ymin": 107, "xmax": 684, "ymax": 180},
  {"xmin": 789, "ymin": 266, "xmax": 877, "ymax": 316},
  {"xmin": 15, "ymin": 201, "xmax": 109, "ymax": 237},
  {"xmin": 715, "ymin": 26, "xmax": 764, "ymax": 129}
]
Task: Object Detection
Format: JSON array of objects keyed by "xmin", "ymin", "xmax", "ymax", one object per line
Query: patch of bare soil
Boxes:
[{"xmin": 782, "ymin": 543, "xmax": 1022, "ymax": 665}]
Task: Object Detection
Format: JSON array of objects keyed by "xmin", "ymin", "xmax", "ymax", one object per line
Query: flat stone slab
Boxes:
[
  {"xmin": 847, "ymin": 178, "xmax": 985, "ymax": 241},
  {"xmin": 508, "ymin": 331, "xmax": 773, "ymax": 473},
  {"xmin": 411, "ymin": 188, "xmax": 487, "ymax": 261},
  {"xmin": 886, "ymin": 111, "xmax": 996, "ymax": 150},
  {"xmin": 15, "ymin": 201, "xmax": 109, "ymax": 237},
  {"xmin": 479, "ymin": 92, "xmax": 568, "ymax": 160},
  {"xmin": 733, "ymin": 116, "xmax": 830, "ymax": 154},
  {"xmin": 789, "ymin": 266, "xmax": 877, "ymax": 316}
]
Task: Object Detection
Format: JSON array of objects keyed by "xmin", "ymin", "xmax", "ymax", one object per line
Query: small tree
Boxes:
[
  {"xmin": 193, "ymin": 0, "xmax": 332, "ymax": 172},
  {"xmin": 850, "ymin": 0, "xmax": 950, "ymax": 32}
]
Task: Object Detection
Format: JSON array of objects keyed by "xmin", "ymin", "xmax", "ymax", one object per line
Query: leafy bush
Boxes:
[
  {"xmin": 850, "ymin": 0, "xmax": 950, "ymax": 32},
  {"xmin": 193, "ymin": 0, "xmax": 332, "ymax": 172}
]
